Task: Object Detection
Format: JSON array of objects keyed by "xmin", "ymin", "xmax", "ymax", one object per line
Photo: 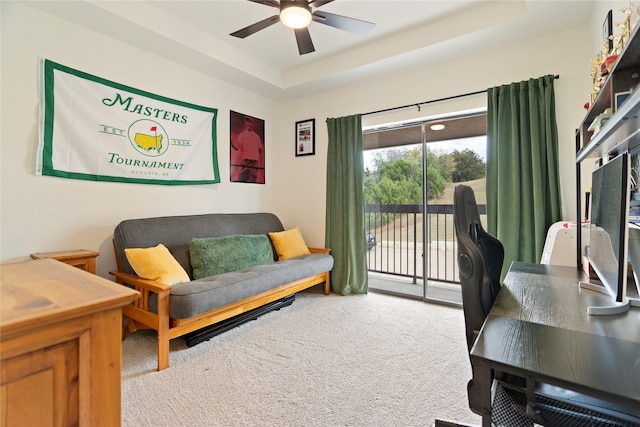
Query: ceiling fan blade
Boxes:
[
  {"xmin": 247, "ymin": 0, "xmax": 280, "ymax": 8},
  {"xmin": 230, "ymin": 15, "xmax": 280, "ymax": 38},
  {"xmin": 309, "ymin": 0, "xmax": 334, "ymax": 8},
  {"xmin": 312, "ymin": 11, "xmax": 375, "ymax": 35},
  {"xmin": 294, "ymin": 27, "xmax": 315, "ymax": 55}
]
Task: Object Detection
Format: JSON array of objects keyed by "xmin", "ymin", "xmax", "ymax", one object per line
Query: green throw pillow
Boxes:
[{"xmin": 190, "ymin": 234, "xmax": 274, "ymax": 279}]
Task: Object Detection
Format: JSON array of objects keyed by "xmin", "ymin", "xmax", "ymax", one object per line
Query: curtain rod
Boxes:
[{"xmin": 361, "ymin": 75, "xmax": 560, "ymax": 117}]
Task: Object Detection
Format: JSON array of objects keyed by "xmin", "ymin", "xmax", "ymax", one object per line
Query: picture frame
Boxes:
[
  {"xmin": 295, "ymin": 119, "xmax": 315, "ymax": 156},
  {"xmin": 603, "ymin": 9, "xmax": 613, "ymax": 54},
  {"xmin": 230, "ymin": 111, "xmax": 265, "ymax": 184},
  {"xmin": 615, "ymin": 91, "xmax": 631, "ymax": 111}
]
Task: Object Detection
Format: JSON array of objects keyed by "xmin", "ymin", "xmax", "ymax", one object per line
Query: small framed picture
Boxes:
[
  {"xmin": 603, "ymin": 9, "xmax": 613, "ymax": 54},
  {"xmin": 295, "ymin": 119, "xmax": 315, "ymax": 156},
  {"xmin": 615, "ymin": 91, "xmax": 631, "ymax": 111}
]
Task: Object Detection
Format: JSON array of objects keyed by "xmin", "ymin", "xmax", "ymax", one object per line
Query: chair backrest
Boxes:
[
  {"xmin": 453, "ymin": 185, "xmax": 504, "ymax": 351},
  {"xmin": 453, "ymin": 185, "xmax": 505, "ymax": 415}
]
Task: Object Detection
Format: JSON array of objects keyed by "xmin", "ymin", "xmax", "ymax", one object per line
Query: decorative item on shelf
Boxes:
[
  {"xmin": 587, "ymin": 108, "xmax": 612, "ymax": 135},
  {"xmin": 614, "ymin": 21, "xmax": 630, "ymax": 54},
  {"xmin": 590, "ymin": 7, "xmax": 634, "ymax": 101},
  {"xmin": 611, "ymin": 33, "xmax": 623, "ymax": 55},
  {"xmin": 617, "ymin": 2, "xmax": 634, "ymax": 51},
  {"xmin": 599, "ymin": 54, "xmax": 619, "ymax": 89},
  {"xmin": 603, "ymin": 9, "xmax": 614, "ymax": 54},
  {"xmin": 589, "ymin": 11, "xmax": 614, "ymax": 103},
  {"xmin": 603, "ymin": 54, "xmax": 619, "ymax": 73},
  {"xmin": 607, "ymin": 3, "xmax": 634, "ymax": 55},
  {"xmin": 590, "ymin": 55, "xmax": 603, "ymax": 102},
  {"xmin": 615, "ymin": 90, "xmax": 632, "ymax": 111}
]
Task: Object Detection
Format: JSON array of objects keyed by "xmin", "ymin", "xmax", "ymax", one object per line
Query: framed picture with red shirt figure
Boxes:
[{"xmin": 230, "ymin": 111, "xmax": 265, "ymax": 184}]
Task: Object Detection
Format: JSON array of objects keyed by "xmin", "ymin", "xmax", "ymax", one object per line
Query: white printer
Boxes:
[{"xmin": 540, "ymin": 221, "xmax": 590, "ymax": 266}]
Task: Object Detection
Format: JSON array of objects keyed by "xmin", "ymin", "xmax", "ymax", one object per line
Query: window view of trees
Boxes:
[
  {"xmin": 364, "ymin": 120, "xmax": 487, "ymax": 297},
  {"xmin": 364, "ymin": 145, "xmax": 485, "ymax": 205}
]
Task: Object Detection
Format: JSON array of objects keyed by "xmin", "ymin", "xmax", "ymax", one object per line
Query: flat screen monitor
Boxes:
[{"xmin": 583, "ymin": 152, "xmax": 631, "ymax": 315}]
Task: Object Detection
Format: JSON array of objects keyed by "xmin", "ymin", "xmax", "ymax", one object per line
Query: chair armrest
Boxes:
[
  {"xmin": 109, "ymin": 270, "xmax": 172, "ymax": 293},
  {"xmin": 308, "ymin": 247, "xmax": 331, "ymax": 254}
]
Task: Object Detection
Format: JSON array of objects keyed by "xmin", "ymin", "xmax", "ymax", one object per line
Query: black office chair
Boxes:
[
  {"xmin": 445, "ymin": 185, "xmax": 640, "ymax": 427},
  {"xmin": 433, "ymin": 185, "xmax": 504, "ymax": 426},
  {"xmin": 452, "ymin": 184, "xmax": 504, "ymax": 414}
]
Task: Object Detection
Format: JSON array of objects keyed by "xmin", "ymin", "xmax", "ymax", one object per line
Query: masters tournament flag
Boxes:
[{"xmin": 36, "ymin": 59, "xmax": 219, "ymax": 185}]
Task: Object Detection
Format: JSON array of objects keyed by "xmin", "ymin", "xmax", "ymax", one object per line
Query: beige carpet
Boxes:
[{"xmin": 121, "ymin": 287, "xmax": 481, "ymax": 426}]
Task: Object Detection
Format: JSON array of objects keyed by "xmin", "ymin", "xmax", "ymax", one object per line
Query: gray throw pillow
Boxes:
[{"xmin": 190, "ymin": 234, "xmax": 274, "ymax": 279}]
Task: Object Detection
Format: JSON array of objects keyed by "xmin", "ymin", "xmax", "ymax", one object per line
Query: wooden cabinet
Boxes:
[
  {"xmin": 30, "ymin": 249, "xmax": 100, "ymax": 274},
  {"xmin": 0, "ymin": 259, "xmax": 138, "ymax": 427}
]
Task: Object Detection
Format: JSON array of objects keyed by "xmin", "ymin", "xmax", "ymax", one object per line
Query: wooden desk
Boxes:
[
  {"xmin": 470, "ymin": 262, "xmax": 640, "ymax": 427},
  {"xmin": 1, "ymin": 259, "xmax": 139, "ymax": 426}
]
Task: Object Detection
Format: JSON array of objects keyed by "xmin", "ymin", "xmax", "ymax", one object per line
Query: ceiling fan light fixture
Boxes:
[{"xmin": 280, "ymin": 3, "xmax": 312, "ymax": 29}]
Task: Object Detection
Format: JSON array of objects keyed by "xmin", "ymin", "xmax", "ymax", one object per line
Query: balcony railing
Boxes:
[{"xmin": 365, "ymin": 203, "xmax": 487, "ymax": 285}]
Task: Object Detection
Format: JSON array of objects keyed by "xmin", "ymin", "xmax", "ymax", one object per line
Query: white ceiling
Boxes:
[{"xmin": 24, "ymin": 0, "xmax": 595, "ymax": 100}]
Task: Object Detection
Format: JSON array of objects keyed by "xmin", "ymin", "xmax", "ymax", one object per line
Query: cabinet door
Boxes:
[{"xmin": 1, "ymin": 339, "xmax": 79, "ymax": 427}]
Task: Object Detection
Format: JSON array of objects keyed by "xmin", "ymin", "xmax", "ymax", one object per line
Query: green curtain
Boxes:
[
  {"xmin": 486, "ymin": 75, "xmax": 562, "ymax": 277},
  {"xmin": 325, "ymin": 114, "xmax": 368, "ymax": 295}
]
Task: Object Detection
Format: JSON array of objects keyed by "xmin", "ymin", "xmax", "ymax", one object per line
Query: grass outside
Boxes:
[
  {"xmin": 430, "ymin": 178, "xmax": 486, "ymax": 205},
  {"xmin": 372, "ymin": 178, "xmax": 486, "ymax": 243}
]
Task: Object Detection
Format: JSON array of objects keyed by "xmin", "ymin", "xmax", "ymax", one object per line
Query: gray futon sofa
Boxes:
[{"xmin": 111, "ymin": 212, "xmax": 333, "ymax": 370}]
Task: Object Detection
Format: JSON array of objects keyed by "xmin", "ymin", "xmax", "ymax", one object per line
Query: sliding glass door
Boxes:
[
  {"xmin": 365, "ymin": 113, "xmax": 487, "ymax": 305},
  {"xmin": 364, "ymin": 123, "xmax": 425, "ymax": 299}
]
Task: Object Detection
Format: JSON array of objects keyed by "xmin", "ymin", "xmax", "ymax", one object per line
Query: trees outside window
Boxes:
[{"xmin": 364, "ymin": 143, "xmax": 486, "ymax": 206}]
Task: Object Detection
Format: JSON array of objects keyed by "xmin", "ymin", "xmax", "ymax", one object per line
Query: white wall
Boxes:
[
  {"xmin": 0, "ymin": 2, "xmax": 284, "ymax": 277},
  {"xmin": 277, "ymin": 25, "xmax": 593, "ymax": 243},
  {"xmin": 2, "ymin": 1, "xmax": 619, "ymax": 278}
]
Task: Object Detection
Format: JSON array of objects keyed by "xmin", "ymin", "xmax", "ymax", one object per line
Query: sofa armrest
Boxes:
[
  {"xmin": 308, "ymin": 247, "xmax": 331, "ymax": 254},
  {"xmin": 110, "ymin": 268, "xmax": 173, "ymax": 370},
  {"xmin": 109, "ymin": 270, "xmax": 172, "ymax": 293}
]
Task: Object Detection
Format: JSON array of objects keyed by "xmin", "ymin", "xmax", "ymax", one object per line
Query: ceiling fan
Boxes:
[{"xmin": 230, "ymin": 0, "xmax": 375, "ymax": 55}]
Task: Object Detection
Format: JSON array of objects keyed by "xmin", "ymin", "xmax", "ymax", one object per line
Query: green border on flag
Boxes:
[{"xmin": 39, "ymin": 59, "xmax": 220, "ymax": 186}]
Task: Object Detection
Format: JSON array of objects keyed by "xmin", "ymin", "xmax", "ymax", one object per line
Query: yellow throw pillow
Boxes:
[
  {"xmin": 268, "ymin": 227, "xmax": 311, "ymax": 261},
  {"xmin": 125, "ymin": 243, "xmax": 190, "ymax": 286}
]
